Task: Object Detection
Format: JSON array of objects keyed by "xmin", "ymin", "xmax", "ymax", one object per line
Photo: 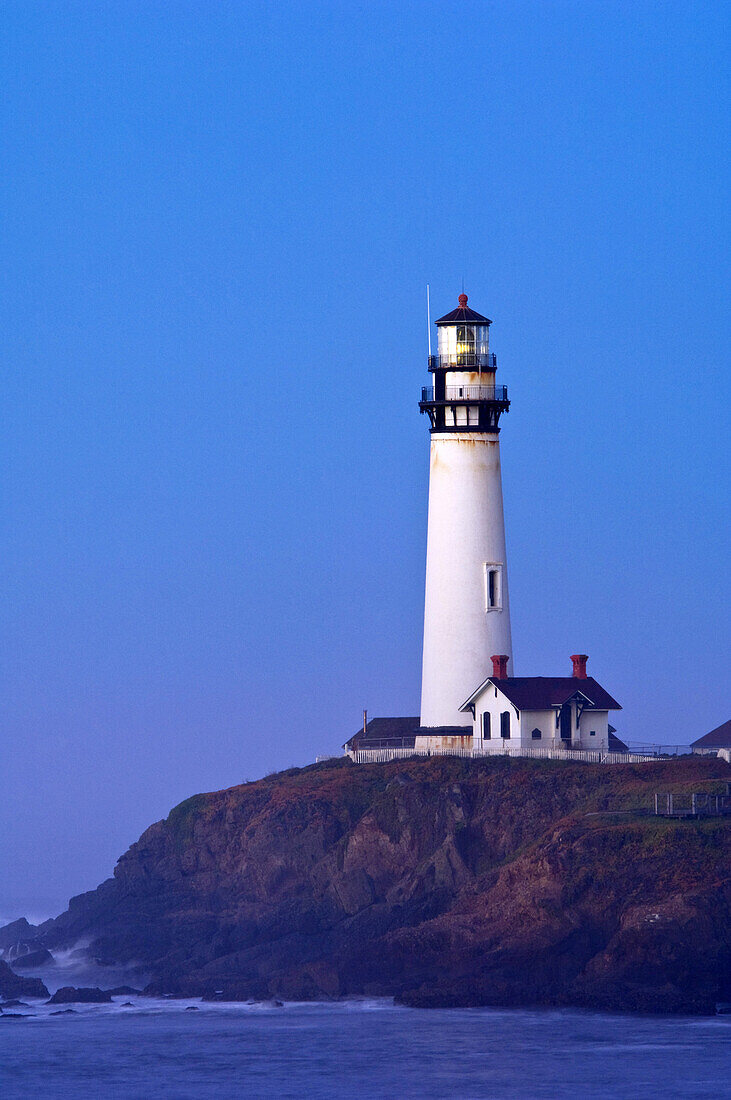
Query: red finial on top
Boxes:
[{"xmin": 458, "ymin": 293, "xmax": 468, "ymax": 307}]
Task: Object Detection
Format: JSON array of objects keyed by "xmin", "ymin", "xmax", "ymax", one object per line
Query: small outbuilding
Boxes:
[
  {"xmin": 691, "ymin": 719, "xmax": 731, "ymax": 756},
  {"xmin": 458, "ymin": 654, "xmax": 622, "ymax": 753},
  {"xmin": 344, "ymin": 716, "xmax": 418, "ymax": 754}
]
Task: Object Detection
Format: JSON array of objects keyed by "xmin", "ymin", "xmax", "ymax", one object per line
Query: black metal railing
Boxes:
[
  {"xmin": 428, "ymin": 353, "xmax": 497, "ymax": 371},
  {"xmin": 421, "ymin": 385, "xmax": 508, "ymax": 403}
]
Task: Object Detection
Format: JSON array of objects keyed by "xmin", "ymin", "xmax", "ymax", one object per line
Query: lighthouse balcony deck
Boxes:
[
  {"xmin": 428, "ymin": 353, "xmax": 497, "ymax": 371},
  {"xmin": 420, "ymin": 385, "xmax": 509, "ymax": 404}
]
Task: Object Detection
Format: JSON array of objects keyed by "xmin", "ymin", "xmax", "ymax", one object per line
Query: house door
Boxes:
[{"xmin": 560, "ymin": 703, "xmax": 572, "ymax": 743}]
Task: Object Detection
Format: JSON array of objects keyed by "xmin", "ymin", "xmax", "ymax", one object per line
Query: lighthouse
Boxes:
[
  {"xmin": 418, "ymin": 294, "xmax": 513, "ymax": 732},
  {"xmin": 342, "ymin": 294, "xmax": 625, "ymax": 761}
]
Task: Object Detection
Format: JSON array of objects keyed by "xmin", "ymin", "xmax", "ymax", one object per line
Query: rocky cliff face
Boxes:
[{"xmin": 25, "ymin": 756, "xmax": 731, "ymax": 1013}]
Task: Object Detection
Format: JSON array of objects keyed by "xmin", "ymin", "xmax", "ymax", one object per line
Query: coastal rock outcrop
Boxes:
[
  {"xmin": 0, "ymin": 960, "xmax": 49, "ymax": 1001},
  {"xmin": 7, "ymin": 755, "xmax": 730, "ymax": 1014},
  {"xmin": 47, "ymin": 987, "xmax": 113, "ymax": 1005},
  {"xmin": 0, "ymin": 918, "xmax": 37, "ymax": 952}
]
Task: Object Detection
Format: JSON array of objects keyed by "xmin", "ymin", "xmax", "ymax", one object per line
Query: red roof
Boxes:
[{"xmin": 691, "ymin": 719, "xmax": 731, "ymax": 749}]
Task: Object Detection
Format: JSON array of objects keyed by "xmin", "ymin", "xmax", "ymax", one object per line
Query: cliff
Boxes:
[{"xmin": 26, "ymin": 755, "xmax": 731, "ymax": 1013}]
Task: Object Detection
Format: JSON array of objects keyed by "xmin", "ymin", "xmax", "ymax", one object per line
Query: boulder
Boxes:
[
  {"xmin": 0, "ymin": 960, "xmax": 49, "ymax": 1000},
  {"xmin": 47, "ymin": 986, "xmax": 112, "ymax": 1005}
]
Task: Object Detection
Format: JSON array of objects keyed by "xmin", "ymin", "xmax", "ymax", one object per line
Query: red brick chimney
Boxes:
[
  {"xmin": 570, "ymin": 654, "xmax": 588, "ymax": 679},
  {"xmin": 491, "ymin": 654, "xmax": 509, "ymax": 678}
]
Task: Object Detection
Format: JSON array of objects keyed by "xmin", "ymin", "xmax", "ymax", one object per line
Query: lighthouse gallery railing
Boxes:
[
  {"xmin": 428, "ymin": 353, "xmax": 497, "ymax": 370},
  {"xmin": 421, "ymin": 385, "xmax": 509, "ymax": 403}
]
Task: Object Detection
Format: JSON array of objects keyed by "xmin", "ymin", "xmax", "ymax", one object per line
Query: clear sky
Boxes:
[{"xmin": 2, "ymin": 1, "xmax": 729, "ymax": 919}]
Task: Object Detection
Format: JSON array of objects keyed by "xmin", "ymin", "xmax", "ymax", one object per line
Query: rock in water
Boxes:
[
  {"xmin": 0, "ymin": 960, "xmax": 49, "ymax": 1000},
  {"xmin": 47, "ymin": 986, "xmax": 112, "ymax": 1005}
]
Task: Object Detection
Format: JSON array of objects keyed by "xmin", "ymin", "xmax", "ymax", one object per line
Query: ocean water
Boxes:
[{"xmin": 0, "ymin": 997, "xmax": 728, "ymax": 1099}]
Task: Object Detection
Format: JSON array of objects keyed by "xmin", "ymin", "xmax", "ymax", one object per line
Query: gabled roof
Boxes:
[
  {"xmin": 690, "ymin": 719, "xmax": 731, "ymax": 749},
  {"xmin": 435, "ymin": 294, "xmax": 491, "ymax": 326},
  {"xmin": 344, "ymin": 716, "xmax": 419, "ymax": 750},
  {"xmin": 461, "ymin": 676, "xmax": 621, "ymax": 713}
]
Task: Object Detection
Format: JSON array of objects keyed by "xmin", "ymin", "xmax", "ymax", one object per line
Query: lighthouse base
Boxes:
[{"xmin": 414, "ymin": 727, "xmax": 473, "ymax": 754}]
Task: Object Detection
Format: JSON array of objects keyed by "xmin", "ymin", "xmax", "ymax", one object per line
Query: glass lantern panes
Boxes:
[{"xmin": 437, "ymin": 324, "xmax": 490, "ymax": 367}]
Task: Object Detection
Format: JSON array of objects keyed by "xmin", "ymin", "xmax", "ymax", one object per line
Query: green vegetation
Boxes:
[{"xmin": 166, "ymin": 793, "xmax": 208, "ymax": 850}]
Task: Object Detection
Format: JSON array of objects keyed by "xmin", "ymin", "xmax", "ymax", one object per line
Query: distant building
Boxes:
[
  {"xmin": 344, "ymin": 716, "xmax": 418, "ymax": 754},
  {"xmin": 691, "ymin": 719, "xmax": 731, "ymax": 756},
  {"xmin": 608, "ymin": 727, "xmax": 629, "ymax": 753}
]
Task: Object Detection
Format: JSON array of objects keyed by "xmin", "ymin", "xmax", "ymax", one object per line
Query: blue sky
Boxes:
[{"xmin": 2, "ymin": 1, "xmax": 729, "ymax": 916}]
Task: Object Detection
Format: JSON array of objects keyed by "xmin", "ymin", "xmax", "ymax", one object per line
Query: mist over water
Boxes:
[{"xmin": 8, "ymin": 943, "xmax": 149, "ymax": 997}]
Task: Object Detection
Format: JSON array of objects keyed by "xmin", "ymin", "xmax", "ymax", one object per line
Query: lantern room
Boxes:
[
  {"xmin": 420, "ymin": 293, "xmax": 509, "ymax": 433},
  {"xmin": 431, "ymin": 293, "xmax": 494, "ymax": 371}
]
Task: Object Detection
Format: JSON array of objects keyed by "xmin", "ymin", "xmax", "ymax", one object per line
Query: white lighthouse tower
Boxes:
[{"xmin": 419, "ymin": 294, "xmax": 513, "ymax": 732}]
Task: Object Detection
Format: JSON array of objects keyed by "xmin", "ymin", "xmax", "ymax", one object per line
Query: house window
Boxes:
[
  {"xmin": 531, "ymin": 728, "xmax": 542, "ymax": 740},
  {"xmin": 482, "ymin": 712, "xmax": 491, "ymax": 740},
  {"xmin": 500, "ymin": 711, "xmax": 511, "ymax": 739},
  {"xmin": 590, "ymin": 730, "xmax": 596, "ymax": 737},
  {"xmin": 483, "ymin": 563, "xmax": 503, "ymax": 611}
]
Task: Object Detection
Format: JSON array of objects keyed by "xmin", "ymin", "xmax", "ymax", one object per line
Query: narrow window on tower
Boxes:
[
  {"xmin": 483, "ymin": 563, "xmax": 503, "ymax": 611},
  {"xmin": 482, "ymin": 712, "xmax": 491, "ymax": 740}
]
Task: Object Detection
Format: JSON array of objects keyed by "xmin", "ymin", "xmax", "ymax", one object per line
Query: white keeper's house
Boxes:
[
  {"xmin": 344, "ymin": 293, "xmax": 624, "ymax": 758},
  {"xmin": 455, "ymin": 652, "xmax": 621, "ymax": 753}
]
